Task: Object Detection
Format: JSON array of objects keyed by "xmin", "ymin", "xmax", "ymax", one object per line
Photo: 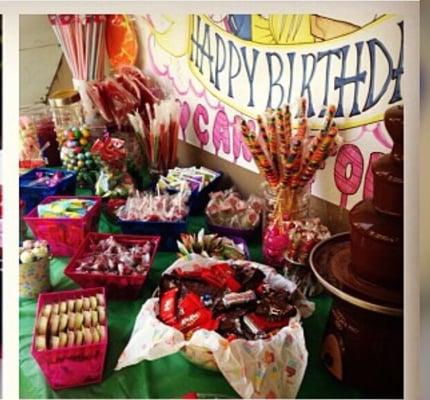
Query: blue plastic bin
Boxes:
[
  {"xmin": 20, "ymin": 168, "xmax": 77, "ymax": 214},
  {"xmin": 116, "ymin": 217, "xmax": 188, "ymax": 252},
  {"xmin": 166, "ymin": 171, "xmax": 223, "ymax": 215}
]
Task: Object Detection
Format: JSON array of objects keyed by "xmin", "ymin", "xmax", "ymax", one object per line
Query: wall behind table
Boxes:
[
  {"xmin": 18, "ymin": 14, "xmax": 349, "ymax": 233},
  {"xmin": 19, "ymin": 15, "xmax": 67, "ymax": 106}
]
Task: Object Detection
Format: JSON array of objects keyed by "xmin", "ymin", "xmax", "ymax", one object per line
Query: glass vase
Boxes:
[{"xmin": 262, "ymin": 183, "xmax": 311, "ymax": 268}]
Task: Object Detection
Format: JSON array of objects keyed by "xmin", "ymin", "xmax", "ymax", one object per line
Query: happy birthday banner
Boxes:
[{"xmin": 139, "ymin": 14, "xmax": 404, "ymax": 208}]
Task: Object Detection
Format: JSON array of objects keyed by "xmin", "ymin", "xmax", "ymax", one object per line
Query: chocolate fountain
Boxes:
[{"xmin": 310, "ymin": 104, "xmax": 403, "ymax": 398}]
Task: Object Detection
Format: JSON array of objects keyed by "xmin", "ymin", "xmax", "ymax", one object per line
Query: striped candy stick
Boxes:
[
  {"xmin": 299, "ymin": 104, "xmax": 335, "ymax": 179},
  {"xmin": 266, "ymin": 111, "xmax": 279, "ymax": 175},
  {"xmin": 300, "ymin": 123, "xmax": 338, "ymax": 185},
  {"xmin": 256, "ymin": 114, "xmax": 271, "ymax": 156},
  {"xmin": 283, "ymin": 104, "xmax": 292, "ymax": 155},
  {"xmin": 321, "ymin": 104, "xmax": 337, "ymax": 136},
  {"xmin": 284, "ymin": 137, "xmax": 301, "ymax": 186},
  {"xmin": 241, "ymin": 121, "xmax": 279, "ymax": 186},
  {"xmin": 290, "ymin": 117, "xmax": 307, "ymax": 176},
  {"xmin": 275, "ymin": 108, "xmax": 290, "ymax": 185}
]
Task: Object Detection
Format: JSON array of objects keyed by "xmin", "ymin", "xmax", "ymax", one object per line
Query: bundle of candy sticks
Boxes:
[
  {"xmin": 128, "ymin": 98, "xmax": 180, "ymax": 174},
  {"xmin": 49, "ymin": 14, "xmax": 106, "ymax": 81},
  {"xmin": 241, "ymin": 99, "xmax": 339, "ymax": 191}
]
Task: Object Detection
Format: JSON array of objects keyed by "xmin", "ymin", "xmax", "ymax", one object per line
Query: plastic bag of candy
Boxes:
[{"xmin": 91, "ymin": 134, "xmax": 135, "ymax": 198}]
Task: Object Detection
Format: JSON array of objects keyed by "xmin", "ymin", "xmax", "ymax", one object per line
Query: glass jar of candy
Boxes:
[
  {"xmin": 262, "ymin": 182, "xmax": 311, "ymax": 268},
  {"xmin": 261, "ymin": 182, "xmax": 311, "ymax": 231},
  {"xmin": 48, "ymin": 89, "xmax": 84, "ymax": 147},
  {"xmin": 20, "ymin": 104, "xmax": 61, "ymax": 166}
]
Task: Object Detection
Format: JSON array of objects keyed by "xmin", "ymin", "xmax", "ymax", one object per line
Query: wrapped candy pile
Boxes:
[
  {"xmin": 206, "ymin": 189, "xmax": 264, "ymax": 230},
  {"xmin": 158, "ymin": 262, "xmax": 298, "ymax": 340},
  {"xmin": 283, "ymin": 218, "xmax": 331, "ymax": 264},
  {"xmin": 157, "ymin": 167, "xmax": 220, "ymax": 194},
  {"xmin": 34, "ymin": 293, "xmax": 107, "ymax": 350},
  {"xmin": 37, "ymin": 199, "xmax": 96, "ymax": 219},
  {"xmin": 75, "ymin": 236, "xmax": 156, "ymax": 276},
  {"xmin": 177, "ymin": 229, "xmax": 247, "ymax": 261},
  {"xmin": 116, "ymin": 191, "xmax": 189, "ymax": 222}
]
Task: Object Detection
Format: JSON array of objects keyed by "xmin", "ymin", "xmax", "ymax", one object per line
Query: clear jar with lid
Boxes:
[
  {"xmin": 48, "ymin": 89, "xmax": 84, "ymax": 146},
  {"xmin": 19, "ymin": 104, "xmax": 60, "ymax": 166}
]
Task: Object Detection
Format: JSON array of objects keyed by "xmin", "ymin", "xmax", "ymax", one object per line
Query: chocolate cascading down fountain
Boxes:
[{"xmin": 310, "ymin": 104, "xmax": 403, "ymax": 398}]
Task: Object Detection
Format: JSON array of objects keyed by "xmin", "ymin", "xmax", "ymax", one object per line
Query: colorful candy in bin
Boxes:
[
  {"xmin": 24, "ymin": 196, "xmax": 102, "ymax": 257},
  {"xmin": 19, "ymin": 168, "xmax": 77, "ymax": 214},
  {"xmin": 116, "ymin": 191, "xmax": 189, "ymax": 222},
  {"xmin": 65, "ymin": 233, "xmax": 160, "ymax": 299},
  {"xmin": 19, "ymin": 240, "xmax": 51, "ymax": 298},
  {"xmin": 114, "ymin": 191, "xmax": 189, "ymax": 251},
  {"xmin": 60, "ymin": 126, "xmax": 99, "ymax": 187},
  {"xmin": 177, "ymin": 229, "xmax": 249, "ymax": 261},
  {"xmin": 31, "ymin": 287, "xmax": 108, "ymax": 390},
  {"xmin": 157, "ymin": 166, "xmax": 220, "ymax": 194},
  {"xmin": 37, "ymin": 198, "xmax": 96, "ymax": 218},
  {"xmin": 205, "ymin": 190, "xmax": 264, "ymax": 238},
  {"xmin": 157, "ymin": 166, "xmax": 222, "ymax": 214}
]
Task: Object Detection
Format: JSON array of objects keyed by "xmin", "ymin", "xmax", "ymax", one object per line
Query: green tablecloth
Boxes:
[{"xmin": 20, "ymin": 212, "xmax": 364, "ymax": 399}]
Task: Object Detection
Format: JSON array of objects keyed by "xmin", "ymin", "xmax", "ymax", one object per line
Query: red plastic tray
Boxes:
[
  {"xmin": 31, "ymin": 287, "xmax": 108, "ymax": 390},
  {"xmin": 24, "ymin": 196, "xmax": 102, "ymax": 257},
  {"xmin": 64, "ymin": 233, "xmax": 160, "ymax": 299}
]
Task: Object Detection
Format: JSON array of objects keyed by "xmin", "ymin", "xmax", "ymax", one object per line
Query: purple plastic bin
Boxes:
[{"xmin": 206, "ymin": 218, "xmax": 259, "ymax": 242}]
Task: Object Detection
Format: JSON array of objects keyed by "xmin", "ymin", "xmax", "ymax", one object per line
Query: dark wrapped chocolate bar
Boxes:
[
  {"xmin": 232, "ymin": 264, "xmax": 265, "ymax": 291},
  {"xmin": 157, "ymin": 261, "xmax": 299, "ymax": 341}
]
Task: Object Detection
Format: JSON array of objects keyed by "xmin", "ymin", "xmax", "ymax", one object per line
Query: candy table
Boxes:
[{"xmin": 19, "ymin": 192, "xmax": 364, "ymax": 399}]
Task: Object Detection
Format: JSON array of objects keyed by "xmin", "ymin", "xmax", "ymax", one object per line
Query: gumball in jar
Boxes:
[{"xmin": 60, "ymin": 126, "xmax": 98, "ymax": 188}]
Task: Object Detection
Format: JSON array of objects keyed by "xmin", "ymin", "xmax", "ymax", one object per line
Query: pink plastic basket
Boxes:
[
  {"xmin": 24, "ymin": 196, "xmax": 102, "ymax": 257},
  {"xmin": 31, "ymin": 287, "xmax": 108, "ymax": 390},
  {"xmin": 64, "ymin": 233, "xmax": 161, "ymax": 299}
]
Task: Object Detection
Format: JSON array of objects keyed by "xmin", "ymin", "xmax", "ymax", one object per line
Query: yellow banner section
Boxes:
[{"xmin": 186, "ymin": 14, "xmax": 403, "ymax": 130}]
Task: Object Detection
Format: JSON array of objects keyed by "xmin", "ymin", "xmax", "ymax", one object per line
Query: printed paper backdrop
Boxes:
[{"xmin": 136, "ymin": 14, "xmax": 404, "ymax": 209}]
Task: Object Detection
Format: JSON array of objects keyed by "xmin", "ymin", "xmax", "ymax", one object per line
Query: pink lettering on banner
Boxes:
[
  {"xmin": 363, "ymin": 151, "xmax": 384, "ymax": 199},
  {"xmin": 179, "ymin": 101, "xmax": 191, "ymax": 140},
  {"xmin": 232, "ymin": 115, "xmax": 253, "ymax": 163},
  {"xmin": 212, "ymin": 109, "xmax": 231, "ymax": 155},
  {"xmin": 334, "ymin": 144, "xmax": 364, "ymax": 208},
  {"xmin": 193, "ymin": 104, "xmax": 209, "ymax": 147}
]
